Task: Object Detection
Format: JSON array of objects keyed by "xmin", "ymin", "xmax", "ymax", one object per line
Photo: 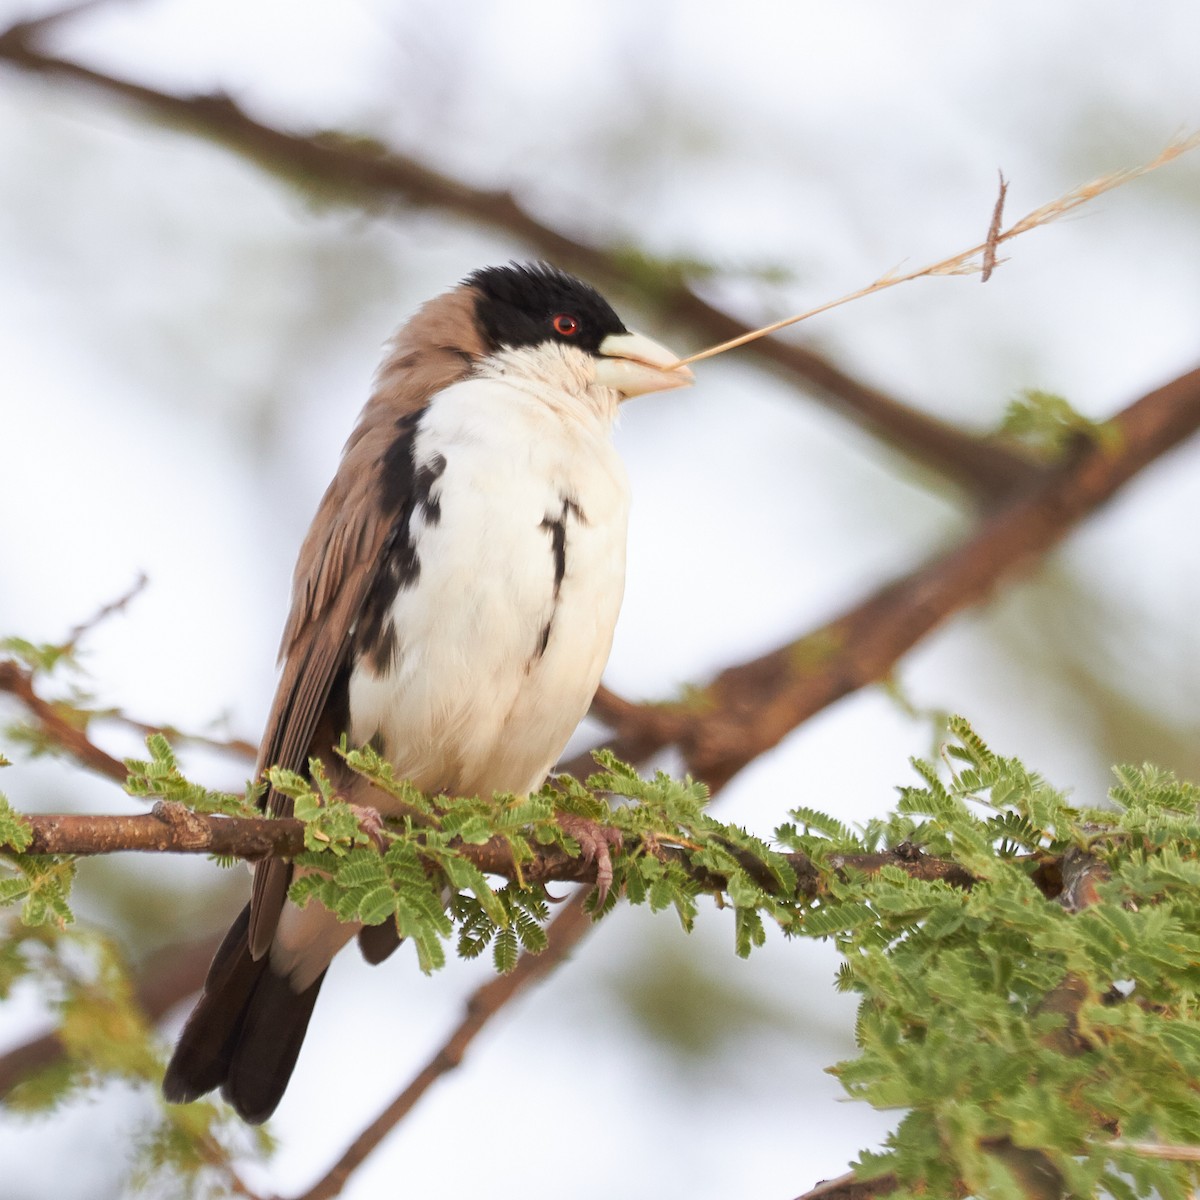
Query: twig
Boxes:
[
  {"xmin": 0, "ymin": 21, "xmax": 1037, "ymax": 502},
  {"xmin": 790, "ymin": 1169, "xmax": 900, "ymax": 1200},
  {"xmin": 672, "ymin": 136, "xmax": 1199, "ymax": 368},
  {"xmin": 0, "ymin": 575, "xmax": 255, "ymax": 779},
  {"xmin": 0, "ymin": 659, "xmax": 128, "ymax": 783},
  {"xmin": 289, "ymin": 893, "xmax": 596, "ymax": 1200},
  {"xmin": 108, "ymin": 713, "xmax": 257, "ymax": 761},
  {"xmin": 0, "ymin": 660, "xmax": 256, "ymax": 785},
  {"xmin": 60, "ymin": 571, "xmax": 149, "ymax": 656}
]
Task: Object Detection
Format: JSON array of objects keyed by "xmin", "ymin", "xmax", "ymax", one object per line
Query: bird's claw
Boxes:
[
  {"xmin": 557, "ymin": 813, "xmax": 623, "ymax": 905},
  {"xmin": 350, "ymin": 803, "xmax": 389, "ymax": 851}
]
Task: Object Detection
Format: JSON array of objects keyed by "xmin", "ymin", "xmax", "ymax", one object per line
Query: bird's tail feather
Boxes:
[{"xmin": 162, "ymin": 903, "xmax": 326, "ymax": 1124}]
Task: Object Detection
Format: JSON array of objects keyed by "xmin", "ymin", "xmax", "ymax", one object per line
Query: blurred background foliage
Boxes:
[{"xmin": 1, "ymin": 1, "xmax": 1199, "ymax": 1197}]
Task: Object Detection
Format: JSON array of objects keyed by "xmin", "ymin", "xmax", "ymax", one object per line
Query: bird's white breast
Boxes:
[{"xmin": 347, "ymin": 354, "xmax": 629, "ymax": 803}]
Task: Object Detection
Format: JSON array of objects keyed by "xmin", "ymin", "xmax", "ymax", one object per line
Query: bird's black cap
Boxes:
[{"xmin": 465, "ymin": 262, "xmax": 628, "ymax": 355}]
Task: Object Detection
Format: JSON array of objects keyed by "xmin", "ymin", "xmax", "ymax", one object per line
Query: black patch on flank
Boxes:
[
  {"xmin": 541, "ymin": 513, "xmax": 567, "ymax": 599},
  {"xmin": 325, "ymin": 661, "xmax": 352, "ymax": 747},
  {"xmin": 539, "ymin": 495, "xmax": 586, "ymax": 600},
  {"xmin": 415, "ymin": 454, "xmax": 446, "ymax": 525},
  {"xmin": 464, "ymin": 262, "xmax": 628, "ymax": 356},
  {"xmin": 532, "ymin": 495, "xmax": 587, "ymax": 666},
  {"xmin": 378, "ymin": 411, "xmax": 424, "ymax": 516},
  {"xmin": 356, "ymin": 412, "xmax": 445, "ymax": 674}
]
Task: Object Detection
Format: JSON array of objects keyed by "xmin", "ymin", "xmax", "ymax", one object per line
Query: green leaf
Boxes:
[
  {"xmin": 0, "ymin": 790, "xmax": 33, "ymax": 852},
  {"xmin": 493, "ymin": 926, "xmax": 519, "ymax": 974},
  {"xmin": 998, "ymin": 389, "xmax": 1116, "ymax": 456}
]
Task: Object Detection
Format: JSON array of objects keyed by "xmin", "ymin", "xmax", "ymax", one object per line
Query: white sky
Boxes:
[{"xmin": 1, "ymin": 1, "xmax": 1199, "ymax": 1197}]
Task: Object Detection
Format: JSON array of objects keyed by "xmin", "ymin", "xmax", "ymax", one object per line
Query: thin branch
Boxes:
[
  {"xmin": 289, "ymin": 892, "xmax": 596, "ymax": 1200},
  {"xmin": 594, "ymin": 364, "xmax": 1200, "ymax": 789},
  {"xmin": 1, "ymin": 570, "xmax": 255, "ymax": 776},
  {"xmin": 790, "ymin": 1170, "xmax": 900, "ymax": 1200},
  {"xmin": 0, "ymin": 659, "xmax": 257, "ymax": 785},
  {"xmin": 60, "ymin": 571, "xmax": 148, "ymax": 656},
  {"xmin": 0, "ymin": 20, "xmax": 1037, "ymax": 502},
  {"xmin": 0, "ymin": 659, "xmax": 128, "ymax": 783},
  {"xmin": 106, "ymin": 713, "xmax": 257, "ymax": 762}
]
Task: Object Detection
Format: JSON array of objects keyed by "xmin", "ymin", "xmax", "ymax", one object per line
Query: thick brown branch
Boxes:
[
  {"xmin": 0, "ymin": 22, "xmax": 1035, "ymax": 501},
  {"xmin": 595, "ymin": 366, "xmax": 1200, "ymax": 789},
  {"xmin": 14, "ymin": 803, "xmax": 304, "ymax": 858}
]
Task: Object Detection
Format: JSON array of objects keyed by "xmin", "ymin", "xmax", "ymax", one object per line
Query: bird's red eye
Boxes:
[{"xmin": 552, "ymin": 314, "xmax": 579, "ymax": 336}]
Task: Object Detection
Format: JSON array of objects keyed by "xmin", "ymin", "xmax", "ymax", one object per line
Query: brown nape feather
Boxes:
[{"xmin": 162, "ymin": 904, "xmax": 326, "ymax": 1124}]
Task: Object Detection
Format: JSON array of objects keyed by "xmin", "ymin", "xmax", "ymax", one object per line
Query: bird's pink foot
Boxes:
[
  {"xmin": 557, "ymin": 813, "xmax": 623, "ymax": 904},
  {"xmin": 349, "ymin": 803, "xmax": 389, "ymax": 851}
]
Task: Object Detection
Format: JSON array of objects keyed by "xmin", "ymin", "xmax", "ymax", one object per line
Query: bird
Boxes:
[{"xmin": 162, "ymin": 262, "xmax": 694, "ymax": 1123}]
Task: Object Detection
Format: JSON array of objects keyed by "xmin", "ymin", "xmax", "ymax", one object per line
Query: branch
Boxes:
[
  {"xmin": 0, "ymin": 17, "xmax": 1036, "ymax": 502},
  {"xmin": 791, "ymin": 1171, "xmax": 900, "ymax": 1200},
  {"xmin": 0, "ymin": 656, "xmax": 256, "ymax": 785},
  {"xmin": 0, "ymin": 659, "xmax": 127, "ymax": 783},
  {"xmin": 14, "ymin": 802, "xmax": 303, "ymax": 857},
  {"xmin": 6, "ymin": 803, "xmax": 977, "ymax": 897},
  {"xmin": 59, "ymin": 571, "xmax": 148, "ymax": 657},
  {"xmin": 105, "ymin": 713, "xmax": 257, "ymax": 762},
  {"xmin": 594, "ymin": 365, "xmax": 1200, "ymax": 789}
]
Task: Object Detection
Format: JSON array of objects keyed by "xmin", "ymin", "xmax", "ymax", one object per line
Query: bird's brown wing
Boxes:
[
  {"xmin": 248, "ymin": 426, "xmax": 408, "ymax": 959},
  {"xmin": 247, "ymin": 293, "xmax": 485, "ymax": 959}
]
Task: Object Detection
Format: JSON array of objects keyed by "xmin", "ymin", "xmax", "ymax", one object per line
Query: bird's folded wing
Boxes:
[{"xmin": 246, "ymin": 318, "xmax": 481, "ymax": 959}]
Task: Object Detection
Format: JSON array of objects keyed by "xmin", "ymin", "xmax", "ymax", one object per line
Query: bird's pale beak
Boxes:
[{"xmin": 594, "ymin": 330, "xmax": 695, "ymax": 400}]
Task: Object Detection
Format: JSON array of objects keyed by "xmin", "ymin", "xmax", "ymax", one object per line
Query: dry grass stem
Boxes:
[
  {"xmin": 1106, "ymin": 1141, "xmax": 1200, "ymax": 1163},
  {"xmin": 673, "ymin": 132, "xmax": 1200, "ymax": 369}
]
